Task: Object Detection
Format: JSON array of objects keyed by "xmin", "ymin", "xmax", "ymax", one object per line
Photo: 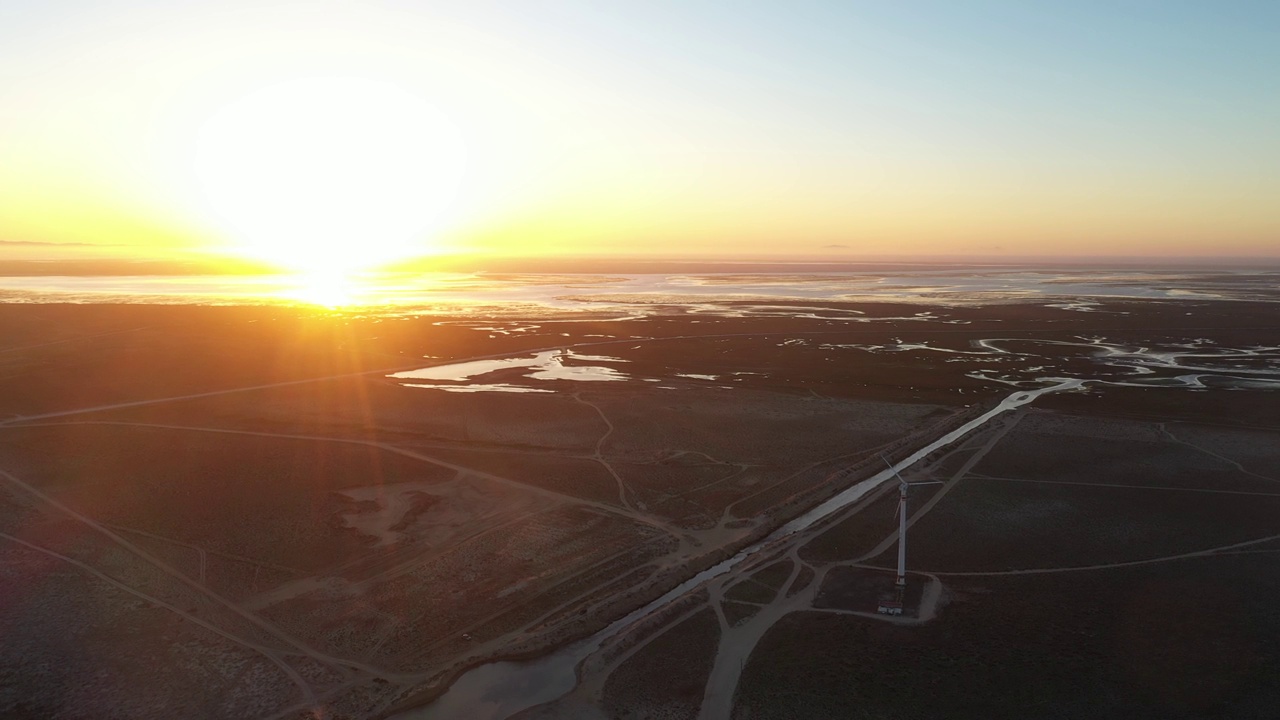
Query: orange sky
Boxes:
[{"xmin": 2, "ymin": 2, "xmax": 1277, "ymax": 270}]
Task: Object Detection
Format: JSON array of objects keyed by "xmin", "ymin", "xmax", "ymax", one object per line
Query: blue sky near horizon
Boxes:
[{"xmin": 1, "ymin": 0, "xmax": 1277, "ymax": 265}]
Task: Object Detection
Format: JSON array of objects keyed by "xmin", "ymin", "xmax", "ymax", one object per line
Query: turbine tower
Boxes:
[
  {"xmin": 895, "ymin": 468, "xmax": 908, "ymax": 591},
  {"xmin": 878, "ymin": 455, "xmax": 942, "ymax": 616}
]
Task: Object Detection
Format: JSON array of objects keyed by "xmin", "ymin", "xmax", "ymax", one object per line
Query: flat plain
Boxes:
[{"xmin": 0, "ymin": 289, "xmax": 1277, "ymax": 719}]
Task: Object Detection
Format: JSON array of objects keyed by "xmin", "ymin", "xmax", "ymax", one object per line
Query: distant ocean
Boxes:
[{"xmin": 0, "ymin": 266, "xmax": 1275, "ymax": 315}]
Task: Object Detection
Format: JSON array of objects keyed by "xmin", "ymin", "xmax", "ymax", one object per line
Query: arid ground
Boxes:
[{"xmin": 0, "ymin": 292, "xmax": 1277, "ymax": 719}]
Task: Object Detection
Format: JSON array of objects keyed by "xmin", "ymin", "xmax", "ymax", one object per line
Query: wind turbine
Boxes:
[{"xmin": 878, "ymin": 455, "xmax": 943, "ymax": 616}]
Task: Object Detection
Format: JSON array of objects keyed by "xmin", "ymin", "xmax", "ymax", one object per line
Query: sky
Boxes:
[{"xmin": 1, "ymin": 0, "xmax": 1278, "ymax": 269}]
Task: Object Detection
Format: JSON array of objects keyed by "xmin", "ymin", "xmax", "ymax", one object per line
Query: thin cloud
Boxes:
[{"xmin": 0, "ymin": 239, "xmax": 108, "ymax": 247}]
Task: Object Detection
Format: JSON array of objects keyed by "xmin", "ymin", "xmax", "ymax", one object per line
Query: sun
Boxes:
[{"xmin": 194, "ymin": 76, "xmax": 466, "ymax": 275}]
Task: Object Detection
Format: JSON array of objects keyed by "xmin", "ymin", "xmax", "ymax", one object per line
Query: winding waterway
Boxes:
[{"xmin": 390, "ymin": 333, "xmax": 1280, "ymax": 720}]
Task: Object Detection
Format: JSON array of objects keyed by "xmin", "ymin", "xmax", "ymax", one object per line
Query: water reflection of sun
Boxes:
[{"xmin": 281, "ymin": 272, "xmax": 363, "ymax": 308}]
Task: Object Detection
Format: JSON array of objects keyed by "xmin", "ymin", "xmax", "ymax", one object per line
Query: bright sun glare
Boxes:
[
  {"xmin": 283, "ymin": 270, "xmax": 362, "ymax": 308},
  {"xmin": 195, "ymin": 76, "xmax": 467, "ymax": 279}
]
